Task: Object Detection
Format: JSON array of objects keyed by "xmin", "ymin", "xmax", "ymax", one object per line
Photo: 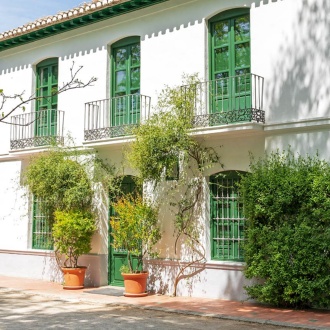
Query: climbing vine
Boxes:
[{"xmin": 127, "ymin": 74, "xmax": 221, "ymax": 295}]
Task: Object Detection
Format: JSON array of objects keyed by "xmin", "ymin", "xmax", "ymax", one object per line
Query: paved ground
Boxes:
[
  {"xmin": 0, "ymin": 275, "xmax": 329, "ymax": 329},
  {"xmin": 0, "ymin": 289, "xmax": 301, "ymax": 330}
]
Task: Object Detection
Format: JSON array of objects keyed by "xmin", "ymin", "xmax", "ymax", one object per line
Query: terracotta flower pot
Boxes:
[
  {"xmin": 61, "ymin": 266, "xmax": 87, "ymax": 290},
  {"xmin": 122, "ymin": 272, "xmax": 148, "ymax": 297}
]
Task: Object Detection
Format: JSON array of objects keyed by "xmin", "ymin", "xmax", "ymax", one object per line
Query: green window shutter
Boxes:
[
  {"xmin": 35, "ymin": 58, "xmax": 59, "ymax": 138},
  {"xmin": 209, "ymin": 10, "xmax": 251, "ymax": 116},
  {"xmin": 210, "ymin": 171, "xmax": 245, "ymax": 261},
  {"xmin": 111, "ymin": 37, "xmax": 141, "ymax": 127},
  {"xmin": 32, "ymin": 197, "xmax": 53, "ymax": 250}
]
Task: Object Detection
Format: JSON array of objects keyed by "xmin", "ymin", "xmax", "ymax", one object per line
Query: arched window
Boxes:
[
  {"xmin": 209, "ymin": 171, "xmax": 245, "ymax": 261},
  {"xmin": 209, "ymin": 9, "xmax": 251, "ymax": 117},
  {"xmin": 111, "ymin": 37, "xmax": 141, "ymax": 127},
  {"xmin": 35, "ymin": 58, "xmax": 59, "ymax": 138}
]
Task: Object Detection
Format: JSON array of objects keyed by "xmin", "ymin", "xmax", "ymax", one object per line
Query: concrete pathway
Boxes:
[{"xmin": 0, "ymin": 275, "xmax": 329, "ymax": 329}]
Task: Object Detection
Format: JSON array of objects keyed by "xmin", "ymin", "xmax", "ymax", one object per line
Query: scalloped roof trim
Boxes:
[{"xmin": 0, "ymin": 0, "xmax": 127, "ymax": 41}]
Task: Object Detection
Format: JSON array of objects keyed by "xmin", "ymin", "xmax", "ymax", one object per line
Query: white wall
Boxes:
[
  {"xmin": 0, "ymin": 161, "xmax": 29, "ymax": 250},
  {"xmin": 252, "ymin": 0, "xmax": 330, "ymax": 123}
]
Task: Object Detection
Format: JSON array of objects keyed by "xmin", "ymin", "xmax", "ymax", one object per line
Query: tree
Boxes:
[{"xmin": 0, "ymin": 62, "xmax": 96, "ymax": 125}]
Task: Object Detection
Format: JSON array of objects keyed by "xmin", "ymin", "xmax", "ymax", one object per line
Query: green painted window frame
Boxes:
[
  {"xmin": 111, "ymin": 36, "xmax": 141, "ymax": 127},
  {"xmin": 208, "ymin": 9, "xmax": 251, "ymax": 114},
  {"xmin": 35, "ymin": 58, "xmax": 59, "ymax": 137},
  {"xmin": 209, "ymin": 171, "xmax": 245, "ymax": 261},
  {"xmin": 32, "ymin": 197, "xmax": 53, "ymax": 250}
]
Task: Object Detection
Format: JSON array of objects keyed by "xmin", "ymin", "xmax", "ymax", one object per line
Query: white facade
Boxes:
[{"xmin": 0, "ymin": 0, "xmax": 329, "ymax": 300}]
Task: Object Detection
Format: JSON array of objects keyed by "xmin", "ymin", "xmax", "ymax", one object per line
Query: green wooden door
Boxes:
[
  {"xmin": 112, "ymin": 38, "xmax": 140, "ymax": 127},
  {"xmin": 210, "ymin": 10, "xmax": 251, "ymax": 114},
  {"xmin": 210, "ymin": 172, "xmax": 245, "ymax": 261},
  {"xmin": 108, "ymin": 176, "xmax": 140, "ymax": 286},
  {"xmin": 35, "ymin": 58, "xmax": 58, "ymax": 137}
]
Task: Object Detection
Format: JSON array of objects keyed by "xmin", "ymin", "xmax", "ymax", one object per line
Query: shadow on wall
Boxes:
[
  {"xmin": 265, "ymin": 0, "xmax": 330, "ymax": 124},
  {"xmin": 147, "ymin": 260, "xmax": 206, "ymax": 297},
  {"xmin": 43, "ymin": 253, "xmax": 63, "ymax": 283},
  {"xmin": 0, "ymin": 10, "xmax": 202, "ymax": 74}
]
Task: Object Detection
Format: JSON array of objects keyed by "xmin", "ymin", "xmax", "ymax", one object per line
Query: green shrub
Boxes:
[
  {"xmin": 24, "ymin": 149, "xmax": 93, "ymax": 220},
  {"xmin": 110, "ymin": 194, "xmax": 161, "ymax": 273},
  {"xmin": 240, "ymin": 150, "xmax": 330, "ymax": 308},
  {"xmin": 53, "ymin": 210, "xmax": 96, "ymax": 268}
]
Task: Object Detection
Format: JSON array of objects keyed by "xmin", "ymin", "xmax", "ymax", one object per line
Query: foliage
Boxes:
[
  {"xmin": 110, "ymin": 194, "xmax": 161, "ymax": 273},
  {"xmin": 53, "ymin": 210, "xmax": 96, "ymax": 268},
  {"xmin": 128, "ymin": 74, "xmax": 219, "ymax": 183},
  {"xmin": 24, "ymin": 141, "xmax": 118, "ymax": 269},
  {"xmin": 126, "ymin": 74, "xmax": 221, "ymax": 294},
  {"xmin": 24, "ymin": 146, "xmax": 94, "ymax": 222},
  {"xmin": 24, "ymin": 150, "xmax": 93, "ymax": 221},
  {"xmin": 240, "ymin": 150, "xmax": 330, "ymax": 308}
]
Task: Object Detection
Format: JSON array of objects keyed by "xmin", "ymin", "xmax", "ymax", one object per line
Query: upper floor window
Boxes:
[
  {"xmin": 111, "ymin": 37, "xmax": 141, "ymax": 127},
  {"xmin": 35, "ymin": 58, "xmax": 59, "ymax": 138},
  {"xmin": 209, "ymin": 9, "xmax": 251, "ymax": 115}
]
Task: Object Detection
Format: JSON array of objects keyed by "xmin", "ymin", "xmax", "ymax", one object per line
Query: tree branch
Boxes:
[{"xmin": 0, "ymin": 62, "xmax": 97, "ymax": 125}]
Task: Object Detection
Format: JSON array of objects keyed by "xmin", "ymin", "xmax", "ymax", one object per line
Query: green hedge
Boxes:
[{"xmin": 240, "ymin": 150, "xmax": 330, "ymax": 308}]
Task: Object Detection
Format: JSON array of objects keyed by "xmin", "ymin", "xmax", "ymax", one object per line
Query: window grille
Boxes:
[
  {"xmin": 32, "ymin": 198, "xmax": 53, "ymax": 250},
  {"xmin": 210, "ymin": 172, "xmax": 245, "ymax": 261}
]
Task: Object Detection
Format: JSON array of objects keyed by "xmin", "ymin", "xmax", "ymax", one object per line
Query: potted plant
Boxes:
[
  {"xmin": 24, "ymin": 147, "xmax": 100, "ymax": 289},
  {"xmin": 110, "ymin": 193, "xmax": 161, "ymax": 297},
  {"xmin": 53, "ymin": 209, "xmax": 96, "ymax": 289}
]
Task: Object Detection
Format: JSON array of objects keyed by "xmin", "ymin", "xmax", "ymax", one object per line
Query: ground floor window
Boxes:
[
  {"xmin": 210, "ymin": 171, "xmax": 245, "ymax": 261},
  {"xmin": 32, "ymin": 197, "xmax": 53, "ymax": 250}
]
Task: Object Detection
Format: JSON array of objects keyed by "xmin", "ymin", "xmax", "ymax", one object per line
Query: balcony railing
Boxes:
[
  {"xmin": 10, "ymin": 109, "xmax": 64, "ymax": 150},
  {"xmin": 180, "ymin": 73, "xmax": 265, "ymax": 128},
  {"xmin": 84, "ymin": 94, "xmax": 150, "ymax": 141}
]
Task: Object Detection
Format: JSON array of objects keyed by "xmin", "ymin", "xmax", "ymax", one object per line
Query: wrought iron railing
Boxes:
[
  {"xmin": 84, "ymin": 94, "xmax": 151, "ymax": 141},
  {"xmin": 180, "ymin": 73, "xmax": 265, "ymax": 128},
  {"xmin": 10, "ymin": 109, "xmax": 64, "ymax": 150}
]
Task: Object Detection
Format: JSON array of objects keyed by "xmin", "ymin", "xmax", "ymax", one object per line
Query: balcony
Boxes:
[
  {"xmin": 10, "ymin": 109, "xmax": 64, "ymax": 150},
  {"xmin": 84, "ymin": 94, "xmax": 151, "ymax": 141},
  {"xmin": 180, "ymin": 73, "xmax": 264, "ymax": 128}
]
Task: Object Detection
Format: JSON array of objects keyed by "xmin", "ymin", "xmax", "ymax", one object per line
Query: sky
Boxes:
[{"xmin": 0, "ymin": 0, "xmax": 83, "ymax": 33}]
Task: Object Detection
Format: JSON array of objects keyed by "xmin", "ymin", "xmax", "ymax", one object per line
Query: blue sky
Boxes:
[{"xmin": 0, "ymin": 0, "xmax": 82, "ymax": 32}]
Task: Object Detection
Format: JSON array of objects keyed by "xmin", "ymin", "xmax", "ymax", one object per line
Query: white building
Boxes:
[{"xmin": 0, "ymin": 0, "xmax": 329, "ymax": 300}]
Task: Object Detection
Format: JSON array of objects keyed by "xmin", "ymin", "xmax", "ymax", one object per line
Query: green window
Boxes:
[
  {"xmin": 210, "ymin": 171, "xmax": 245, "ymax": 261},
  {"xmin": 209, "ymin": 9, "xmax": 251, "ymax": 113},
  {"xmin": 35, "ymin": 58, "xmax": 58, "ymax": 137},
  {"xmin": 32, "ymin": 197, "xmax": 53, "ymax": 250},
  {"xmin": 111, "ymin": 37, "xmax": 140, "ymax": 127}
]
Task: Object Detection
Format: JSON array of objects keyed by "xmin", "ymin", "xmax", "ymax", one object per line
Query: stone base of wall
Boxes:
[
  {"xmin": 0, "ymin": 250, "xmax": 108, "ymax": 287},
  {"xmin": 146, "ymin": 259, "xmax": 251, "ymax": 301}
]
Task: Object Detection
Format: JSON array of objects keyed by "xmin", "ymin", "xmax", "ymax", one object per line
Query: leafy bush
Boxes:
[
  {"xmin": 240, "ymin": 150, "xmax": 330, "ymax": 308},
  {"xmin": 24, "ymin": 148, "xmax": 93, "ymax": 220},
  {"xmin": 110, "ymin": 194, "xmax": 161, "ymax": 273},
  {"xmin": 53, "ymin": 210, "xmax": 96, "ymax": 268},
  {"xmin": 24, "ymin": 143, "xmax": 118, "ymax": 269}
]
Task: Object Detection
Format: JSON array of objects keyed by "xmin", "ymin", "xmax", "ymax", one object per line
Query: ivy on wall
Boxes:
[{"xmin": 127, "ymin": 74, "xmax": 221, "ymax": 296}]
